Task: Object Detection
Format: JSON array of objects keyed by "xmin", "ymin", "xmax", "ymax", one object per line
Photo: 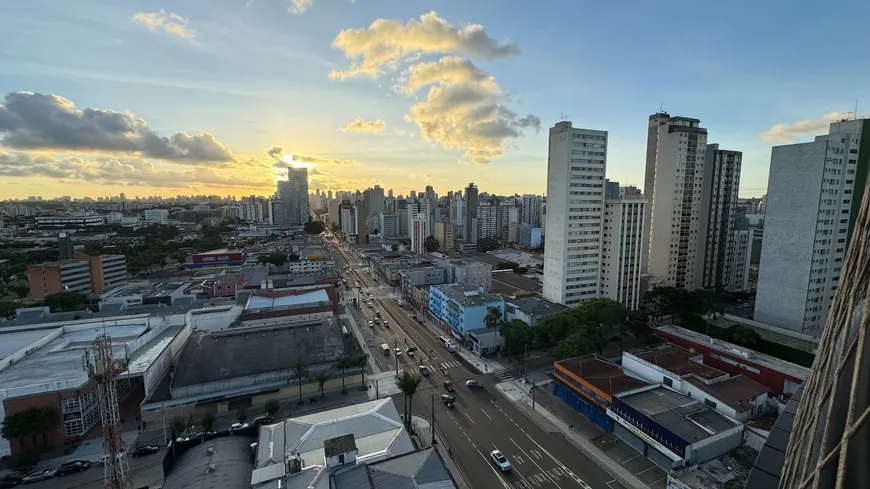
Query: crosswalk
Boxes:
[
  {"xmin": 495, "ymin": 369, "xmax": 518, "ymax": 381},
  {"xmin": 437, "ymin": 361, "xmax": 462, "ymax": 370}
]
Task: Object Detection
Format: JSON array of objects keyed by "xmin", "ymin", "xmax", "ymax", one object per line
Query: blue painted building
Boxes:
[{"xmin": 428, "ymin": 283, "xmax": 504, "ymax": 354}]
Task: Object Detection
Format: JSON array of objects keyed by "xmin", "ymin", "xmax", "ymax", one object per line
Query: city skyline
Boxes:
[{"xmin": 3, "ymin": 1, "xmax": 870, "ymax": 199}]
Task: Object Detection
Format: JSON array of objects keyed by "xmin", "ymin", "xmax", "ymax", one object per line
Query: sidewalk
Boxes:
[
  {"xmin": 496, "ymin": 379, "xmax": 657, "ymax": 489},
  {"xmin": 415, "ymin": 310, "xmax": 507, "ymax": 375}
]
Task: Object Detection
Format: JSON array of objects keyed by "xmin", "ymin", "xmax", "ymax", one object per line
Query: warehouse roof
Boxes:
[
  {"xmin": 555, "ymin": 355, "xmax": 649, "ymax": 397},
  {"xmin": 162, "ymin": 435, "xmax": 255, "ymax": 489},
  {"xmin": 628, "ymin": 343, "xmax": 728, "ymax": 381},
  {"xmin": 686, "ymin": 375, "xmax": 770, "ymax": 413},
  {"xmin": 618, "ymin": 387, "xmax": 739, "ymax": 444}
]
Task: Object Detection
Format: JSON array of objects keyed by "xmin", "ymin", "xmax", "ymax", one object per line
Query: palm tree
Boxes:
[
  {"xmin": 395, "ymin": 371, "xmax": 423, "ymax": 431},
  {"xmin": 353, "ymin": 354, "xmax": 368, "ymax": 390},
  {"xmin": 291, "ymin": 361, "xmax": 310, "ymax": 404},
  {"xmin": 333, "ymin": 356, "xmax": 353, "ymax": 394},
  {"xmin": 1, "ymin": 412, "xmax": 30, "ymax": 450},
  {"xmin": 32, "ymin": 407, "xmax": 59, "ymax": 446},
  {"xmin": 314, "ymin": 372, "xmax": 329, "ymax": 398}
]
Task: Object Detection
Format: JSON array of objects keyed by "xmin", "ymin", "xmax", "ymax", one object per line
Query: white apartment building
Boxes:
[
  {"xmin": 477, "ymin": 203, "xmax": 499, "ymax": 239},
  {"xmin": 645, "ymin": 114, "xmax": 708, "ymax": 290},
  {"xmin": 543, "ymin": 121, "xmax": 607, "ymax": 306},
  {"xmin": 143, "ymin": 209, "xmax": 169, "ymax": 223},
  {"xmin": 754, "ymin": 118, "xmax": 868, "ymax": 333},
  {"xmin": 340, "ymin": 203, "xmax": 357, "ymax": 236},
  {"xmin": 522, "ymin": 194, "xmax": 543, "ymax": 227},
  {"xmin": 378, "ymin": 212, "xmax": 400, "ymax": 238},
  {"xmin": 240, "ymin": 200, "xmax": 264, "ymax": 223},
  {"xmin": 701, "ymin": 144, "xmax": 743, "ymax": 290},
  {"xmin": 600, "ymin": 198, "xmax": 646, "ymax": 310}
]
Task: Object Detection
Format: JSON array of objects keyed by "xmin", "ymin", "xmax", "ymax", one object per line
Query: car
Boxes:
[
  {"xmin": 56, "ymin": 460, "xmax": 90, "ymax": 476},
  {"xmin": 131, "ymin": 445, "xmax": 161, "ymax": 457},
  {"xmin": 395, "ymin": 348, "xmax": 403, "ymax": 357},
  {"xmin": 22, "ymin": 470, "xmax": 56, "ymax": 484},
  {"xmin": 465, "ymin": 380, "xmax": 483, "ymax": 388},
  {"xmin": 443, "ymin": 381, "xmax": 454, "ymax": 392},
  {"xmin": 418, "ymin": 365, "xmax": 430, "ymax": 376},
  {"xmin": 375, "ymin": 311, "xmax": 381, "ymax": 317},
  {"xmin": 252, "ymin": 415, "xmax": 274, "ymax": 427},
  {"xmin": 383, "ymin": 321, "xmax": 390, "ymax": 328},
  {"xmin": 230, "ymin": 422, "xmax": 249, "ymax": 430},
  {"xmin": 0, "ymin": 475, "xmax": 22, "ymax": 488},
  {"xmin": 367, "ymin": 302, "xmax": 374, "ymax": 308},
  {"xmin": 397, "ymin": 299, "xmax": 404, "ymax": 307},
  {"xmin": 406, "ymin": 347, "xmax": 417, "ymax": 357},
  {"xmin": 365, "ymin": 289, "xmax": 370, "ymax": 294},
  {"xmin": 374, "ymin": 318, "xmax": 381, "ymax": 325},
  {"xmin": 441, "ymin": 394, "xmax": 456, "ymax": 408},
  {"xmin": 368, "ymin": 320, "xmax": 374, "ymax": 327},
  {"xmin": 490, "ymin": 450, "xmax": 511, "ymax": 472}
]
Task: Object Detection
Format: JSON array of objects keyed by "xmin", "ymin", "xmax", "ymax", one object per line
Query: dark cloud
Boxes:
[{"xmin": 0, "ymin": 92, "xmax": 235, "ymax": 163}]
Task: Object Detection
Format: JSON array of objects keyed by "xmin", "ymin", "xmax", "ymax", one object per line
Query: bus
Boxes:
[
  {"xmin": 438, "ymin": 336, "xmax": 457, "ymax": 353},
  {"xmin": 381, "ymin": 344, "xmax": 390, "ymax": 356}
]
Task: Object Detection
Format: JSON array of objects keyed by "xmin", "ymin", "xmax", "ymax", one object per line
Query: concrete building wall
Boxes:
[{"xmin": 600, "ymin": 199, "xmax": 645, "ymax": 310}]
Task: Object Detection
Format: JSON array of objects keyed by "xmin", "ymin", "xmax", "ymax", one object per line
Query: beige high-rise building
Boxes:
[{"xmin": 434, "ymin": 221, "xmax": 455, "ymax": 253}]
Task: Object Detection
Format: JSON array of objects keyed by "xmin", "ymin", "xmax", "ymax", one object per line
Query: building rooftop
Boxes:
[
  {"xmin": 162, "ymin": 435, "xmax": 256, "ymax": 489},
  {"xmin": 555, "ymin": 355, "xmax": 649, "ymax": 397},
  {"xmin": 619, "ymin": 387, "xmax": 739, "ymax": 444},
  {"xmin": 655, "ymin": 325, "xmax": 811, "ymax": 381},
  {"xmin": 431, "ymin": 283, "xmax": 502, "ymax": 308},
  {"xmin": 687, "ymin": 375, "xmax": 770, "ymax": 413},
  {"xmin": 253, "ymin": 399, "xmax": 414, "ymax": 488},
  {"xmin": 506, "ymin": 295, "xmax": 567, "ymax": 317},
  {"xmin": 246, "ymin": 288, "xmax": 330, "ymax": 309},
  {"xmin": 195, "ymin": 248, "xmax": 243, "ymax": 255},
  {"xmin": 125, "ymin": 325, "xmax": 184, "ymax": 376},
  {"xmin": 628, "ymin": 343, "xmax": 729, "ymax": 381},
  {"xmin": 172, "ymin": 320, "xmax": 344, "ymax": 388},
  {"xmin": 491, "ymin": 271, "xmax": 541, "ymax": 295},
  {"xmin": 324, "ymin": 434, "xmax": 357, "ymax": 458},
  {"xmin": 330, "ymin": 447, "xmax": 455, "ymax": 489},
  {"xmin": 0, "ymin": 327, "xmax": 58, "ymax": 360}
]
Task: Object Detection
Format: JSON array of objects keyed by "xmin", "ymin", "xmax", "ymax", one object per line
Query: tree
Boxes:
[
  {"xmin": 554, "ymin": 331, "xmax": 597, "ymax": 360},
  {"xmin": 484, "ymin": 306, "xmax": 502, "ymax": 332},
  {"xmin": 728, "ymin": 325, "xmax": 761, "ymax": 348},
  {"xmin": 5, "ymin": 451, "xmax": 40, "ymax": 475},
  {"xmin": 395, "ymin": 370, "xmax": 423, "ymax": 431},
  {"xmin": 9, "ymin": 284, "xmax": 29, "ymax": 299},
  {"xmin": 353, "ymin": 354, "xmax": 368, "ymax": 390},
  {"xmin": 267, "ymin": 252, "xmax": 288, "ymax": 268},
  {"xmin": 580, "ymin": 298, "xmax": 627, "ymax": 354},
  {"xmin": 201, "ymin": 412, "xmax": 216, "ymax": 433},
  {"xmin": 496, "ymin": 261, "xmax": 519, "ymax": 270},
  {"xmin": 291, "ymin": 361, "xmax": 310, "ymax": 404},
  {"xmin": 500, "ymin": 319, "xmax": 535, "ymax": 359},
  {"xmin": 333, "ymin": 356, "xmax": 353, "ymax": 394},
  {"xmin": 513, "ymin": 266, "xmax": 528, "ymax": 274},
  {"xmin": 424, "ymin": 236, "xmax": 440, "ymax": 252},
  {"xmin": 237, "ymin": 407, "xmax": 248, "ymax": 423},
  {"xmin": 1, "ymin": 411, "xmax": 30, "ymax": 449},
  {"xmin": 264, "ymin": 399, "xmax": 281, "ymax": 417},
  {"xmin": 170, "ymin": 417, "xmax": 187, "ymax": 441},
  {"xmin": 303, "ymin": 220, "xmax": 326, "ymax": 235},
  {"xmin": 172, "ymin": 251, "xmax": 187, "ymax": 266},
  {"xmin": 30, "ymin": 407, "xmax": 59, "ymax": 446},
  {"xmin": 478, "ymin": 237, "xmax": 500, "ymax": 252},
  {"xmin": 314, "ymin": 371, "xmax": 329, "ymax": 397},
  {"xmin": 537, "ymin": 309, "xmax": 582, "ymax": 346},
  {"xmin": 44, "ymin": 292, "xmax": 88, "ymax": 312},
  {"xmin": 288, "ymin": 253, "xmax": 300, "ymax": 262},
  {"xmin": 256, "ymin": 255, "xmax": 269, "ymax": 266}
]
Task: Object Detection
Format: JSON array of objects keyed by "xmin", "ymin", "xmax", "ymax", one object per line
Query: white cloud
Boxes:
[
  {"xmin": 329, "ymin": 11, "xmax": 519, "ymax": 79},
  {"xmin": 760, "ymin": 111, "xmax": 857, "ymax": 143},
  {"xmin": 288, "ymin": 0, "xmax": 314, "ymax": 14},
  {"xmin": 342, "ymin": 117, "xmax": 386, "ymax": 133},
  {"xmin": 132, "ymin": 10, "xmax": 196, "ymax": 39}
]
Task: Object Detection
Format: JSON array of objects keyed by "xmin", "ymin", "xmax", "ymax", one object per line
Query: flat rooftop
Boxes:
[
  {"xmin": 491, "ymin": 271, "xmax": 542, "ymax": 295},
  {"xmin": 506, "ymin": 295, "xmax": 567, "ymax": 317},
  {"xmin": 556, "ymin": 354, "xmax": 649, "ymax": 397},
  {"xmin": 432, "ymin": 283, "xmax": 501, "ymax": 307},
  {"xmin": 0, "ymin": 328, "xmax": 57, "ymax": 360},
  {"xmin": 655, "ymin": 325, "xmax": 811, "ymax": 381},
  {"xmin": 246, "ymin": 288, "xmax": 330, "ymax": 309},
  {"xmin": 195, "ymin": 248, "xmax": 244, "ymax": 255},
  {"xmin": 687, "ymin": 375, "xmax": 770, "ymax": 413},
  {"xmin": 0, "ymin": 324, "xmax": 146, "ymax": 393},
  {"xmin": 125, "ymin": 325, "xmax": 184, "ymax": 376},
  {"xmin": 620, "ymin": 387, "xmax": 738, "ymax": 444},
  {"xmin": 628, "ymin": 343, "xmax": 728, "ymax": 381}
]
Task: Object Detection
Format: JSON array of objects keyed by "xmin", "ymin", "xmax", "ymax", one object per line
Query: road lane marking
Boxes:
[
  {"xmin": 477, "ymin": 449, "xmax": 512, "ymax": 489},
  {"xmin": 524, "ymin": 434, "xmax": 591, "ymax": 489},
  {"xmin": 481, "ymin": 409, "xmax": 493, "ymax": 420},
  {"xmin": 510, "ymin": 438, "xmax": 562, "ymax": 489},
  {"xmin": 463, "ymin": 412, "xmax": 475, "ymax": 424}
]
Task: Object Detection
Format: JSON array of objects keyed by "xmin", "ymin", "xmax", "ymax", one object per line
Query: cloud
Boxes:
[
  {"xmin": 0, "ymin": 91, "xmax": 235, "ymax": 163},
  {"xmin": 288, "ymin": 0, "xmax": 314, "ymax": 14},
  {"xmin": 291, "ymin": 153, "xmax": 361, "ymax": 166},
  {"xmin": 329, "ymin": 11, "xmax": 520, "ymax": 79},
  {"xmin": 403, "ymin": 57, "xmax": 541, "ymax": 164},
  {"xmin": 0, "ymin": 150, "xmax": 273, "ymax": 190},
  {"xmin": 760, "ymin": 111, "xmax": 857, "ymax": 143},
  {"xmin": 342, "ymin": 117, "xmax": 386, "ymax": 133},
  {"xmin": 132, "ymin": 10, "xmax": 196, "ymax": 39}
]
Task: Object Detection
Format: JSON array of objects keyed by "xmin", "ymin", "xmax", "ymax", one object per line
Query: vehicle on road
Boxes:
[
  {"xmin": 397, "ymin": 299, "xmax": 404, "ymax": 307},
  {"xmin": 438, "ymin": 336, "xmax": 457, "ymax": 353},
  {"xmin": 131, "ymin": 445, "xmax": 161, "ymax": 457},
  {"xmin": 418, "ymin": 365, "xmax": 430, "ymax": 376},
  {"xmin": 367, "ymin": 302, "xmax": 374, "ymax": 308},
  {"xmin": 381, "ymin": 343, "xmax": 390, "ymax": 355},
  {"xmin": 0, "ymin": 475, "xmax": 22, "ymax": 488},
  {"xmin": 375, "ymin": 311, "xmax": 381, "ymax": 317},
  {"xmin": 252, "ymin": 415, "xmax": 274, "ymax": 427},
  {"xmin": 56, "ymin": 461, "xmax": 90, "ymax": 476},
  {"xmin": 22, "ymin": 470, "xmax": 56, "ymax": 484},
  {"xmin": 230, "ymin": 422, "xmax": 249, "ymax": 431},
  {"xmin": 374, "ymin": 318, "xmax": 381, "ymax": 325},
  {"xmin": 368, "ymin": 320, "xmax": 374, "ymax": 327},
  {"xmin": 406, "ymin": 346, "xmax": 417, "ymax": 357},
  {"xmin": 443, "ymin": 381, "xmax": 454, "ymax": 391},
  {"xmin": 465, "ymin": 380, "xmax": 483, "ymax": 388},
  {"xmin": 383, "ymin": 321, "xmax": 389, "ymax": 328},
  {"xmin": 395, "ymin": 348, "xmax": 402, "ymax": 357},
  {"xmin": 365, "ymin": 289, "xmax": 370, "ymax": 294},
  {"xmin": 490, "ymin": 450, "xmax": 511, "ymax": 472},
  {"xmin": 441, "ymin": 394, "xmax": 456, "ymax": 408}
]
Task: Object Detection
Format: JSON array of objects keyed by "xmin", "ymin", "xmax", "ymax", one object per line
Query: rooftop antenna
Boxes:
[
  {"xmin": 659, "ymin": 101, "xmax": 664, "ymax": 113},
  {"xmin": 559, "ymin": 113, "xmax": 570, "ymax": 122},
  {"xmin": 854, "ymin": 99, "xmax": 859, "ymax": 120}
]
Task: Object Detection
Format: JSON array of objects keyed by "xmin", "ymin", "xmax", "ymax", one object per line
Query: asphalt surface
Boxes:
[{"xmin": 329, "ymin": 237, "xmax": 623, "ymax": 489}]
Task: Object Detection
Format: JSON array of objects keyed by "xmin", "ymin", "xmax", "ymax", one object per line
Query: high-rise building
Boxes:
[
  {"xmin": 543, "ymin": 121, "xmax": 607, "ymax": 306},
  {"xmin": 57, "ymin": 232, "xmax": 74, "ymax": 261},
  {"xmin": 356, "ymin": 200, "xmax": 368, "ymax": 244},
  {"xmin": 378, "ymin": 212, "xmax": 400, "ymax": 238},
  {"xmin": 522, "ymin": 194, "xmax": 543, "ymax": 227},
  {"xmin": 276, "ymin": 168, "xmax": 309, "ymax": 225},
  {"xmin": 700, "ymin": 144, "xmax": 742, "ymax": 290},
  {"xmin": 603, "ymin": 180, "xmax": 620, "ymax": 200},
  {"xmin": 240, "ymin": 196, "xmax": 265, "ymax": 223},
  {"xmin": 754, "ymin": 117, "xmax": 869, "ymax": 333},
  {"xmin": 645, "ymin": 113, "xmax": 708, "ymax": 290},
  {"xmin": 27, "ymin": 260, "xmax": 91, "ymax": 298},
  {"xmin": 425, "ymin": 185, "xmax": 436, "ymax": 201},
  {"xmin": 600, "ymin": 197, "xmax": 646, "ymax": 310},
  {"xmin": 143, "ymin": 209, "xmax": 169, "ymax": 224},
  {"xmin": 327, "ymin": 200, "xmax": 340, "ymax": 227},
  {"xmin": 434, "ymin": 221, "xmax": 455, "ymax": 253},
  {"xmin": 477, "ymin": 203, "xmax": 499, "ymax": 240},
  {"xmin": 619, "ymin": 185, "xmax": 642, "ymax": 199},
  {"xmin": 339, "ymin": 201, "xmax": 356, "ymax": 236},
  {"xmin": 464, "ymin": 183, "xmax": 479, "ymax": 244},
  {"xmin": 364, "ymin": 185, "xmax": 385, "ymax": 216},
  {"xmin": 411, "ymin": 213, "xmax": 428, "ymax": 253}
]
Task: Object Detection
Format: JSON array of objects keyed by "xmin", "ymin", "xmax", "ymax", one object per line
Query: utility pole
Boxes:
[
  {"xmin": 430, "ymin": 393, "xmax": 436, "ymax": 445},
  {"xmin": 394, "ymin": 338, "xmax": 399, "ymax": 373},
  {"xmin": 524, "ymin": 344, "xmax": 529, "ymax": 382},
  {"xmin": 531, "ymin": 379, "xmax": 536, "ymax": 410},
  {"xmin": 160, "ymin": 403, "xmax": 167, "ymax": 446}
]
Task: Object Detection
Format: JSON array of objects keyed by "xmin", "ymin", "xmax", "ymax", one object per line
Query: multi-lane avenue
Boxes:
[{"xmin": 326, "ymin": 236, "xmax": 627, "ymax": 489}]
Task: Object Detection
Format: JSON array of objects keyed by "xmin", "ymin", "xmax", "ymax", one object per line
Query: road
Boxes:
[{"xmin": 327, "ymin": 236, "xmax": 624, "ymax": 489}]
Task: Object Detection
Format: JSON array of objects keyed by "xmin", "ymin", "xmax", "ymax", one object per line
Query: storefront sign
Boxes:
[{"xmin": 607, "ymin": 410, "xmax": 683, "ymax": 462}]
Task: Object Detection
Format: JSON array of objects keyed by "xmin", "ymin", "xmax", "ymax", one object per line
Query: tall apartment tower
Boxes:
[
  {"xmin": 355, "ymin": 200, "xmax": 368, "ymax": 244},
  {"xmin": 700, "ymin": 144, "xmax": 742, "ymax": 290},
  {"xmin": 364, "ymin": 185, "xmax": 385, "ymax": 216},
  {"xmin": 600, "ymin": 195, "xmax": 646, "ymax": 310},
  {"xmin": 434, "ymin": 221, "xmax": 455, "ymax": 253},
  {"xmin": 754, "ymin": 117, "xmax": 869, "ymax": 333},
  {"xmin": 464, "ymin": 183, "xmax": 479, "ymax": 244},
  {"xmin": 543, "ymin": 121, "xmax": 607, "ymax": 306},
  {"xmin": 645, "ymin": 114, "xmax": 709, "ymax": 290},
  {"xmin": 276, "ymin": 168, "xmax": 309, "ymax": 225}
]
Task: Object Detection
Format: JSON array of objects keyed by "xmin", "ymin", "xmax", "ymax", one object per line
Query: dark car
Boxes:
[
  {"xmin": 131, "ymin": 445, "xmax": 161, "ymax": 457},
  {"xmin": 441, "ymin": 394, "xmax": 456, "ymax": 408},
  {"xmin": 0, "ymin": 475, "xmax": 22, "ymax": 488},
  {"xmin": 57, "ymin": 460, "xmax": 91, "ymax": 476},
  {"xmin": 252, "ymin": 416, "xmax": 274, "ymax": 427},
  {"xmin": 418, "ymin": 365, "xmax": 430, "ymax": 376},
  {"xmin": 443, "ymin": 381, "xmax": 454, "ymax": 392}
]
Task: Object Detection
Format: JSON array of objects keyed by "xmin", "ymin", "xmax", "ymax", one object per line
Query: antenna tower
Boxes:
[{"xmin": 85, "ymin": 334, "xmax": 132, "ymax": 489}]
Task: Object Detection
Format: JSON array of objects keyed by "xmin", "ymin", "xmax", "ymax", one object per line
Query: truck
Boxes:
[{"xmin": 381, "ymin": 344, "xmax": 390, "ymax": 356}]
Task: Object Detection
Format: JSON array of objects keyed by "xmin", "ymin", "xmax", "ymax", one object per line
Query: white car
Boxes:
[
  {"xmin": 490, "ymin": 450, "xmax": 511, "ymax": 472},
  {"xmin": 367, "ymin": 320, "xmax": 374, "ymax": 327},
  {"xmin": 395, "ymin": 348, "xmax": 403, "ymax": 357},
  {"xmin": 230, "ymin": 422, "xmax": 249, "ymax": 430}
]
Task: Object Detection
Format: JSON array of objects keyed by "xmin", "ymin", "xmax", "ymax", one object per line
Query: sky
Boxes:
[{"xmin": 2, "ymin": 0, "xmax": 870, "ymax": 200}]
